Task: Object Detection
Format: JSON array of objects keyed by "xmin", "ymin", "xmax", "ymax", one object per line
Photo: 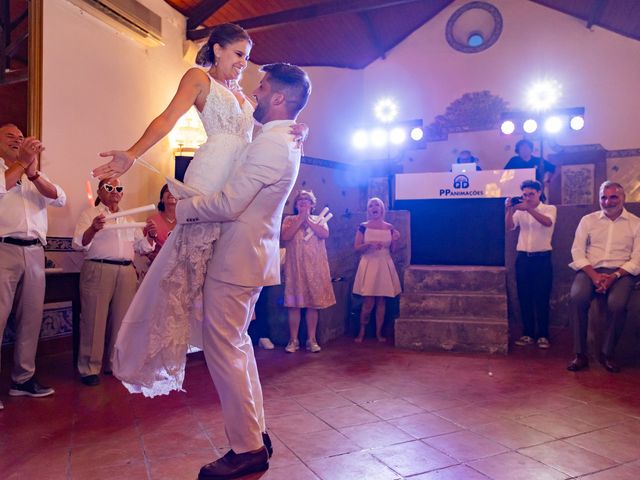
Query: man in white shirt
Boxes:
[
  {"xmin": 567, "ymin": 181, "xmax": 640, "ymax": 373},
  {"xmin": 73, "ymin": 178, "xmax": 155, "ymax": 386},
  {"xmin": 176, "ymin": 63, "xmax": 311, "ymax": 480},
  {"xmin": 506, "ymin": 180, "xmax": 557, "ymax": 349},
  {"xmin": 0, "ymin": 124, "xmax": 66, "ymax": 409}
]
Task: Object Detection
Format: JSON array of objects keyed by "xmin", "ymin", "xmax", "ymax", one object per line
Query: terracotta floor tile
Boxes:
[
  {"xmin": 308, "ymin": 451, "xmax": 400, "ymax": 480},
  {"xmin": 361, "ymin": 397, "xmax": 424, "ymax": 419},
  {"xmin": 264, "ymin": 397, "xmax": 308, "ymax": 417},
  {"xmin": 264, "ymin": 434, "xmax": 302, "ymax": 469},
  {"xmin": 558, "ymin": 404, "xmax": 630, "ymax": 428},
  {"xmin": 409, "ymin": 464, "xmax": 490, "ymax": 480},
  {"xmin": 516, "ymin": 412, "xmax": 599, "ymax": 438},
  {"xmin": 519, "ymin": 440, "xmax": 618, "ymax": 477},
  {"xmin": 338, "ymin": 385, "xmax": 394, "ymax": 404},
  {"xmin": 403, "ymin": 392, "xmax": 468, "ymax": 411},
  {"xmin": 70, "ymin": 460, "xmax": 148, "ymax": 480},
  {"xmin": 148, "ymin": 451, "xmax": 215, "ymax": 480},
  {"xmin": 279, "ymin": 429, "xmax": 359, "ymax": 461},
  {"xmin": 142, "ymin": 426, "xmax": 214, "ymax": 459},
  {"xmin": 471, "ymin": 419, "xmax": 555, "ymax": 449},
  {"xmin": 371, "ymin": 440, "xmax": 457, "ymax": 477},
  {"xmin": 577, "ymin": 461, "xmax": 640, "ymax": 479},
  {"xmin": 314, "ymin": 404, "xmax": 380, "ymax": 428},
  {"xmin": 267, "ymin": 411, "xmax": 331, "ymax": 436},
  {"xmin": 70, "ymin": 439, "xmax": 144, "ymax": 470},
  {"xmin": 469, "ymin": 451, "xmax": 568, "ymax": 480},
  {"xmin": 424, "ymin": 430, "xmax": 509, "ymax": 462},
  {"xmin": 292, "ymin": 390, "xmax": 354, "ymax": 412},
  {"xmin": 255, "ymin": 463, "xmax": 320, "ymax": 479},
  {"xmin": 389, "ymin": 412, "xmax": 461, "ymax": 439},
  {"xmin": 566, "ymin": 428, "xmax": 640, "ymax": 463},
  {"xmin": 435, "ymin": 405, "xmax": 499, "ymax": 427},
  {"xmin": 339, "ymin": 421, "xmax": 414, "ymax": 449}
]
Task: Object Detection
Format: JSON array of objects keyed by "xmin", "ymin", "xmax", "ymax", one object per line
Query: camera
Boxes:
[{"xmin": 510, "ymin": 196, "xmax": 523, "ymax": 206}]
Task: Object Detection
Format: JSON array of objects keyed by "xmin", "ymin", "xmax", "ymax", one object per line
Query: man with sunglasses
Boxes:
[
  {"xmin": 72, "ymin": 178, "xmax": 156, "ymax": 386},
  {"xmin": 0, "ymin": 124, "xmax": 66, "ymax": 409}
]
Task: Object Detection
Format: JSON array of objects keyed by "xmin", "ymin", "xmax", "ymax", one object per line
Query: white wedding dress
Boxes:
[{"xmin": 112, "ymin": 78, "xmax": 255, "ymax": 397}]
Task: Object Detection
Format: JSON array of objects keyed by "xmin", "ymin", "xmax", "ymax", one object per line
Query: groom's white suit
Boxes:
[{"xmin": 176, "ymin": 119, "xmax": 300, "ymax": 453}]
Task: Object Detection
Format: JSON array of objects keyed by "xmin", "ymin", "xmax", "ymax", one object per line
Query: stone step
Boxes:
[
  {"xmin": 404, "ymin": 265, "xmax": 506, "ymax": 294},
  {"xmin": 400, "ymin": 292, "xmax": 507, "ymax": 318},
  {"xmin": 395, "ymin": 316, "xmax": 508, "ymax": 354}
]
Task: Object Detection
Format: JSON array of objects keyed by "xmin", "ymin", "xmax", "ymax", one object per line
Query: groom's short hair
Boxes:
[{"xmin": 260, "ymin": 63, "xmax": 311, "ymax": 117}]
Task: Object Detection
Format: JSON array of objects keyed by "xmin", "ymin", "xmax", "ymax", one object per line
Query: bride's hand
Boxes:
[
  {"xmin": 93, "ymin": 150, "xmax": 136, "ymax": 179},
  {"xmin": 290, "ymin": 123, "xmax": 309, "ymax": 149}
]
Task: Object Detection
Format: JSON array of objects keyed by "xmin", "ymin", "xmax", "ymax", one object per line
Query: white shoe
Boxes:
[
  {"xmin": 285, "ymin": 339, "xmax": 299, "ymax": 353},
  {"xmin": 537, "ymin": 337, "xmax": 551, "ymax": 349},
  {"xmin": 306, "ymin": 340, "xmax": 322, "ymax": 353},
  {"xmin": 259, "ymin": 338, "xmax": 275, "ymax": 350},
  {"xmin": 0, "ymin": 399, "xmax": 3, "ymax": 410},
  {"xmin": 515, "ymin": 335, "xmax": 534, "ymax": 346}
]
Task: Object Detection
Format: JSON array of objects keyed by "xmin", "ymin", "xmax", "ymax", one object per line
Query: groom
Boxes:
[{"xmin": 176, "ymin": 63, "xmax": 311, "ymax": 479}]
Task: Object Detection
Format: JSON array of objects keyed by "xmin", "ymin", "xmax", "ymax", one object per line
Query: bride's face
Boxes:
[{"xmin": 214, "ymin": 40, "xmax": 251, "ymax": 81}]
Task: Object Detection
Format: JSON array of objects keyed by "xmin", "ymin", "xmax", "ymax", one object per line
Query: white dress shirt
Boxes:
[
  {"xmin": 512, "ymin": 203, "xmax": 557, "ymax": 252},
  {"xmin": 570, "ymin": 208, "xmax": 640, "ymax": 275},
  {"xmin": 73, "ymin": 204, "xmax": 153, "ymax": 260},
  {"xmin": 0, "ymin": 157, "xmax": 67, "ymax": 244}
]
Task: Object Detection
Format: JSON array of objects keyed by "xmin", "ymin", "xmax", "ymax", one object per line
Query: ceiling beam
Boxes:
[
  {"xmin": 186, "ymin": 0, "xmax": 229, "ymax": 31},
  {"xmin": 358, "ymin": 11, "xmax": 386, "ymax": 61},
  {"xmin": 587, "ymin": 0, "xmax": 607, "ymax": 29},
  {"xmin": 188, "ymin": 0, "xmax": 428, "ymax": 41}
]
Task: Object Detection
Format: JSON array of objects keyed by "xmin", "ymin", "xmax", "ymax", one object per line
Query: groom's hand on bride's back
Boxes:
[{"xmin": 92, "ymin": 150, "xmax": 136, "ymax": 179}]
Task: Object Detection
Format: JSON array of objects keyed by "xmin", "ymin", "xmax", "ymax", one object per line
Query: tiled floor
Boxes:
[{"xmin": 1, "ymin": 331, "xmax": 640, "ymax": 480}]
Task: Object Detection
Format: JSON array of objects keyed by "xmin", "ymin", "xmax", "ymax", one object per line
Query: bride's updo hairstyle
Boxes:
[{"xmin": 195, "ymin": 23, "xmax": 253, "ymax": 67}]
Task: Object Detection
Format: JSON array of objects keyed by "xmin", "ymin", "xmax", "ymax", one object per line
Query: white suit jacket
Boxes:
[{"xmin": 176, "ymin": 120, "xmax": 300, "ymax": 287}]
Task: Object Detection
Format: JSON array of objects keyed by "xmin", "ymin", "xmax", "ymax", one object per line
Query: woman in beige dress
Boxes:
[
  {"xmin": 353, "ymin": 197, "xmax": 401, "ymax": 343},
  {"xmin": 281, "ymin": 190, "xmax": 336, "ymax": 353}
]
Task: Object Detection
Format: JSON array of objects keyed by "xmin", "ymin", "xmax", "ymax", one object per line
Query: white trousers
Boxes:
[{"xmin": 202, "ymin": 275, "xmax": 265, "ymax": 453}]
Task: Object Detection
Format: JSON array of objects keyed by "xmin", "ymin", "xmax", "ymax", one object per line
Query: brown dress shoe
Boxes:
[
  {"xmin": 567, "ymin": 354, "xmax": 589, "ymax": 372},
  {"xmin": 198, "ymin": 447, "xmax": 268, "ymax": 479},
  {"xmin": 599, "ymin": 354, "xmax": 621, "ymax": 373}
]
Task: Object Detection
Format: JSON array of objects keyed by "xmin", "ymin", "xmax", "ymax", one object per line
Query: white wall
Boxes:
[{"xmin": 43, "ymin": 0, "xmax": 192, "ymax": 236}]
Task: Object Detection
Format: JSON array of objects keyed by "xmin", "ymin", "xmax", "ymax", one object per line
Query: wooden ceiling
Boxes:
[{"xmin": 165, "ymin": 0, "xmax": 640, "ymax": 69}]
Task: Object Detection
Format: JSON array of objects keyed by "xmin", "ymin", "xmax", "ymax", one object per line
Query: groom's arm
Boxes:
[{"xmin": 176, "ymin": 135, "xmax": 289, "ymax": 224}]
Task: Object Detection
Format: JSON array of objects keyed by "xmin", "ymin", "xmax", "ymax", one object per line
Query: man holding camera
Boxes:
[
  {"xmin": 506, "ymin": 180, "xmax": 557, "ymax": 349},
  {"xmin": 567, "ymin": 181, "xmax": 639, "ymax": 373}
]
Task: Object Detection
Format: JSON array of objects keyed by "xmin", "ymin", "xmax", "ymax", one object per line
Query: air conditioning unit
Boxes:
[{"xmin": 68, "ymin": 0, "xmax": 164, "ymax": 47}]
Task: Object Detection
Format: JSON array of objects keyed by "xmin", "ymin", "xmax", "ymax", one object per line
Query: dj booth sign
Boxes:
[{"xmin": 394, "ymin": 169, "xmax": 535, "ymax": 266}]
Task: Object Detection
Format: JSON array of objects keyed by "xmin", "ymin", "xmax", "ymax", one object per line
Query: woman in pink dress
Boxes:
[
  {"xmin": 145, "ymin": 184, "xmax": 177, "ymax": 264},
  {"xmin": 353, "ymin": 197, "xmax": 401, "ymax": 343},
  {"xmin": 281, "ymin": 190, "xmax": 336, "ymax": 353}
]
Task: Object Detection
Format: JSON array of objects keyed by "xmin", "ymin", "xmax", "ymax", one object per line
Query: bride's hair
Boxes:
[{"xmin": 196, "ymin": 23, "xmax": 252, "ymax": 67}]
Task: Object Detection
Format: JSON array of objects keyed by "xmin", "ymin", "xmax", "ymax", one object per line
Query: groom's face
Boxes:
[{"xmin": 252, "ymin": 74, "xmax": 276, "ymax": 124}]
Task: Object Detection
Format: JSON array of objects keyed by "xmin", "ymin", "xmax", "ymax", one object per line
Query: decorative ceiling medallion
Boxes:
[{"xmin": 445, "ymin": 1, "xmax": 503, "ymax": 54}]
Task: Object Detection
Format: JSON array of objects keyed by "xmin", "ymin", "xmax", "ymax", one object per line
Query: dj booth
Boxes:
[{"xmin": 394, "ymin": 169, "xmax": 534, "ymax": 266}]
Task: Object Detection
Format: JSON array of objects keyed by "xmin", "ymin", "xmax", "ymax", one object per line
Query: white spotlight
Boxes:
[
  {"xmin": 526, "ymin": 79, "xmax": 562, "ymax": 112},
  {"xmin": 352, "ymin": 130, "xmax": 369, "ymax": 150},
  {"xmin": 410, "ymin": 127, "xmax": 424, "ymax": 141},
  {"xmin": 544, "ymin": 116, "xmax": 563, "ymax": 134},
  {"xmin": 374, "ymin": 98, "xmax": 399, "ymax": 123},
  {"xmin": 389, "ymin": 127, "xmax": 406, "ymax": 145},
  {"xmin": 370, "ymin": 128, "xmax": 388, "ymax": 148},
  {"xmin": 523, "ymin": 119, "xmax": 538, "ymax": 134},
  {"xmin": 500, "ymin": 120, "xmax": 515, "ymax": 135},
  {"xmin": 570, "ymin": 115, "xmax": 585, "ymax": 131}
]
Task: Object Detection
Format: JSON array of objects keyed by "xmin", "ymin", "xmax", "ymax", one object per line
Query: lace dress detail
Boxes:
[{"xmin": 112, "ymin": 77, "xmax": 255, "ymax": 397}]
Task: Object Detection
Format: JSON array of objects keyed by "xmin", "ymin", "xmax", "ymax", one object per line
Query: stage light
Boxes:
[
  {"xmin": 500, "ymin": 120, "xmax": 515, "ymax": 135},
  {"xmin": 389, "ymin": 127, "xmax": 407, "ymax": 145},
  {"xmin": 526, "ymin": 79, "xmax": 562, "ymax": 112},
  {"xmin": 351, "ymin": 130, "xmax": 369, "ymax": 150},
  {"xmin": 410, "ymin": 127, "xmax": 424, "ymax": 141},
  {"xmin": 523, "ymin": 119, "xmax": 538, "ymax": 133},
  {"xmin": 370, "ymin": 128, "xmax": 388, "ymax": 148},
  {"xmin": 544, "ymin": 116, "xmax": 563, "ymax": 134},
  {"xmin": 374, "ymin": 98, "xmax": 398, "ymax": 123},
  {"xmin": 570, "ymin": 115, "xmax": 585, "ymax": 131}
]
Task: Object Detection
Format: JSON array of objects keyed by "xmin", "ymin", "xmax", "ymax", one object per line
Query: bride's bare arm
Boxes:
[{"xmin": 93, "ymin": 68, "xmax": 209, "ymax": 179}]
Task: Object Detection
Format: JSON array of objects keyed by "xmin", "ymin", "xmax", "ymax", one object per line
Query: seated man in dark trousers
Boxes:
[
  {"xmin": 567, "ymin": 181, "xmax": 640, "ymax": 373},
  {"xmin": 506, "ymin": 180, "xmax": 557, "ymax": 349},
  {"xmin": 0, "ymin": 123, "xmax": 67, "ymax": 409}
]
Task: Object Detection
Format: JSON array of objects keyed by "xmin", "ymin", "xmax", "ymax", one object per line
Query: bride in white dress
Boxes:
[{"xmin": 93, "ymin": 24, "xmax": 304, "ymax": 397}]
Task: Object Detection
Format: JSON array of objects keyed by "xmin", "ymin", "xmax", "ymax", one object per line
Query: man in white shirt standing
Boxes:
[
  {"xmin": 73, "ymin": 178, "xmax": 155, "ymax": 386},
  {"xmin": 567, "ymin": 181, "xmax": 640, "ymax": 373},
  {"xmin": 0, "ymin": 124, "xmax": 67, "ymax": 410},
  {"xmin": 506, "ymin": 180, "xmax": 557, "ymax": 349}
]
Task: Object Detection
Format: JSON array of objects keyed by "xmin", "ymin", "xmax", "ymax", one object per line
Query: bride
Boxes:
[{"xmin": 93, "ymin": 23, "xmax": 305, "ymax": 397}]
